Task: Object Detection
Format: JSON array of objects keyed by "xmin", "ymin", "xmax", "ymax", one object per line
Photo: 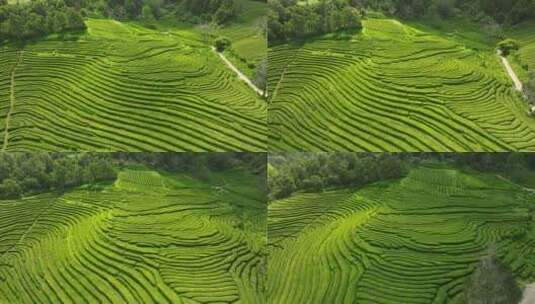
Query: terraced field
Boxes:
[
  {"xmin": 268, "ymin": 18, "xmax": 535, "ymax": 151},
  {"xmin": 510, "ymin": 21, "xmax": 535, "ymax": 74},
  {"xmin": 268, "ymin": 166, "xmax": 535, "ymax": 303},
  {"xmin": 0, "ymin": 18, "xmax": 266, "ymax": 151},
  {"xmin": 0, "ymin": 169, "xmax": 266, "ymax": 303}
]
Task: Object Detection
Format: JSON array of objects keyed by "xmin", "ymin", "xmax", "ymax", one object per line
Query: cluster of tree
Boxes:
[
  {"xmin": 70, "ymin": 0, "xmax": 166, "ymax": 20},
  {"xmin": 269, "ymin": 0, "xmax": 362, "ymax": 42},
  {"xmin": 269, "ymin": 153, "xmax": 535, "ymax": 200},
  {"xmin": 177, "ymin": 0, "xmax": 242, "ymax": 24},
  {"xmin": 113, "ymin": 152, "xmax": 265, "ymax": 174},
  {"xmin": 112, "ymin": 152, "xmax": 267, "ymax": 193},
  {"xmin": 0, "ymin": 153, "xmax": 116, "ymax": 199},
  {"xmin": 526, "ymin": 72, "xmax": 535, "ymax": 106},
  {"xmin": 350, "ymin": 0, "xmax": 535, "ymax": 24},
  {"xmin": 77, "ymin": 0, "xmax": 244, "ymax": 24},
  {"xmin": 269, "ymin": 0, "xmax": 535, "ymax": 42},
  {"xmin": 0, "ymin": 0, "xmax": 86, "ymax": 42},
  {"xmin": 0, "ymin": 153, "xmax": 266, "ymax": 200},
  {"xmin": 268, "ymin": 153, "xmax": 407, "ymax": 200},
  {"xmin": 252, "ymin": 58, "xmax": 267, "ymax": 96},
  {"xmin": 497, "ymin": 38, "xmax": 519, "ymax": 56},
  {"xmin": 464, "ymin": 246, "xmax": 522, "ymax": 304}
]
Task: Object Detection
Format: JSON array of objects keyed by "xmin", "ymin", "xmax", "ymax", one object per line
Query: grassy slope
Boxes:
[
  {"xmin": 218, "ymin": 0, "xmax": 267, "ymax": 79},
  {"xmin": 268, "ymin": 18, "xmax": 535, "ymax": 152},
  {"xmin": 0, "ymin": 168, "xmax": 266, "ymax": 303},
  {"xmin": 268, "ymin": 166, "xmax": 535, "ymax": 303},
  {"xmin": 508, "ymin": 21, "xmax": 535, "ymax": 80},
  {"xmin": 0, "ymin": 17, "xmax": 266, "ymax": 152}
]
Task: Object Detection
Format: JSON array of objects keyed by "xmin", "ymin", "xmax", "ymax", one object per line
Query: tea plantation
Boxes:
[
  {"xmin": 268, "ymin": 19, "xmax": 535, "ymax": 151},
  {"xmin": 0, "ymin": 17, "xmax": 267, "ymax": 151},
  {"xmin": 0, "ymin": 168, "xmax": 266, "ymax": 303},
  {"xmin": 268, "ymin": 166, "xmax": 535, "ymax": 303}
]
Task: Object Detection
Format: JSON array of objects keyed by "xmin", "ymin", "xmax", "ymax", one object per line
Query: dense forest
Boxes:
[
  {"xmin": 268, "ymin": 153, "xmax": 535, "ymax": 200},
  {"xmin": 0, "ymin": 0, "xmax": 86, "ymax": 41},
  {"xmin": 0, "ymin": 0, "xmax": 263, "ymax": 42},
  {"xmin": 0, "ymin": 153, "xmax": 266, "ymax": 199},
  {"xmin": 269, "ymin": 0, "xmax": 535, "ymax": 42}
]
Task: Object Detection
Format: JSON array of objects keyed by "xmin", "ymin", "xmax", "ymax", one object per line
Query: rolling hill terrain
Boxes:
[
  {"xmin": 268, "ymin": 166, "xmax": 535, "ymax": 303},
  {"xmin": 268, "ymin": 19, "xmax": 535, "ymax": 151},
  {"xmin": 0, "ymin": 1, "xmax": 267, "ymax": 152},
  {"xmin": 0, "ymin": 168, "xmax": 267, "ymax": 303}
]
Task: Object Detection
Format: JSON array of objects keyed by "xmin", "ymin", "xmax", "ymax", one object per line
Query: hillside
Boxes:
[
  {"xmin": 0, "ymin": 13, "xmax": 267, "ymax": 151},
  {"xmin": 268, "ymin": 166, "xmax": 535, "ymax": 303},
  {"xmin": 0, "ymin": 168, "xmax": 266, "ymax": 303},
  {"xmin": 268, "ymin": 18, "xmax": 535, "ymax": 151}
]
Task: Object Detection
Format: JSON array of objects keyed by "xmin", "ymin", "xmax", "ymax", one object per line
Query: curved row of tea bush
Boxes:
[
  {"xmin": 1, "ymin": 19, "xmax": 266, "ymax": 152},
  {"xmin": 0, "ymin": 169, "xmax": 266, "ymax": 303},
  {"xmin": 268, "ymin": 166, "xmax": 535, "ymax": 303},
  {"xmin": 268, "ymin": 19, "xmax": 535, "ymax": 151}
]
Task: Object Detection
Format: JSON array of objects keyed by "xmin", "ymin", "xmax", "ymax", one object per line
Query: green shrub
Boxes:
[
  {"xmin": 498, "ymin": 39, "xmax": 520, "ymax": 56},
  {"xmin": 214, "ymin": 36, "xmax": 231, "ymax": 52}
]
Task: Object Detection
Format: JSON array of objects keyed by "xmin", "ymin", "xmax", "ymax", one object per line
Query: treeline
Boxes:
[
  {"xmin": 115, "ymin": 152, "xmax": 266, "ymax": 177},
  {"xmin": 0, "ymin": 153, "xmax": 266, "ymax": 200},
  {"xmin": 0, "ymin": 0, "xmax": 254, "ymax": 43},
  {"xmin": 177, "ymin": 0, "xmax": 242, "ymax": 24},
  {"xmin": 0, "ymin": 0, "xmax": 85, "ymax": 42},
  {"xmin": 77, "ymin": 0, "xmax": 246, "ymax": 24},
  {"xmin": 269, "ymin": 0, "xmax": 535, "ymax": 42},
  {"xmin": 269, "ymin": 0, "xmax": 362, "ymax": 42},
  {"xmin": 354, "ymin": 0, "xmax": 535, "ymax": 24},
  {"xmin": 268, "ymin": 153, "xmax": 535, "ymax": 200},
  {"xmin": 119, "ymin": 152, "xmax": 267, "ymax": 193},
  {"xmin": 0, "ymin": 153, "xmax": 116, "ymax": 199},
  {"xmin": 268, "ymin": 153, "xmax": 406, "ymax": 200}
]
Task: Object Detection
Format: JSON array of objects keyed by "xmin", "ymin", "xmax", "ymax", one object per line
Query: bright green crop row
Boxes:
[
  {"xmin": 0, "ymin": 18, "xmax": 267, "ymax": 152},
  {"xmin": 268, "ymin": 19, "xmax": 535, "ymax": 152},
  {"xmin": 0, "ymin": 169, "xmax": 266, "ymax": 303},
  {"xmin": 268, "ymin": 166, "xmax": 535, "ymax": 303}
]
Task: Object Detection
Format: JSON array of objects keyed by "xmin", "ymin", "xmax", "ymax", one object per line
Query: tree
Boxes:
[
  {"xmin": 253, "ymin": 58, "xmax": 267, "ymax": 96},
  {"xmin": 144, "ymin": 0, "xmax": 163, "ymax": 19},
  {"xmin": 66, "ymin": 7, "xmax": 86, "ymax": 29},
  {"xmin": 141, "ymin": 4, "xmax": 153, "ymax": 20},
  {"xmin": 125, "ymin": 0, "xmax": 142, "ymax": 18},
  {"xmin": 464, "ymin": 246, "xmax": 522, "ymax": 304},
  {"xmin": 302, "ymin": 175, "xmax": 323, "ymax": 192},
  {"xmin": 525, "ymin": 72, "xmax": 535, "ymax": 104},
  {"xmin": 214, "ymin": 36, "xmax": 231, "ymax": 52},
  {"xmin": 0, "ymin": 178, "xmax": 22, "ymax": 199},
  {"xmin": 498, "ymin": 38, "xmax": 520, "ymax": 56}
]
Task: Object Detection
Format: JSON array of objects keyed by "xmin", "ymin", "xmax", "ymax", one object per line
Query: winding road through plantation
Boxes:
[
  {"xmin": 212, "ymin": 47, "xmax": 265, "ymax": 96},
  {"xmin": 2, "ymin": 50, "xmax": 23, "ymax": 152},
  {"xmin": 498, "ymin": 49, "xmax": 523, "ymax": 92}
]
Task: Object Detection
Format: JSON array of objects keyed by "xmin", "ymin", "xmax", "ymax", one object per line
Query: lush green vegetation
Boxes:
[
  {"xmin": 269, "ymin": 0, "xmax": 535, "ymax": 43},
  {"xmin": 0, "ymin": 0, "xmax": 85, "ymax": 42},
  {"xmin": 268, "ymin": 163, "xmax": 535, "ymax": 303},
  {"xmin": 0, "ymin": 13, "xmax": 266, "ymax": 151},
  {"xmin": 268, "ymin": 0, "xmax": 362, "ymax": 42},
  {"xmin": 0, "ymin": 0, "xmax": 267, "ymax": 151},
  {"xmin": 0, "ymin": 152, "xmax": 266, "ymax": 198},
  {"xmin": 269, "ymin": 152, "xmax": 535, "ymax": 200},
  {"xmin": 0, "ymin": 153, "xmax": 266, "ymax": 303},
  {"xmin": 268, "ymin": 18, "xmax": 535, "ymax": 151}
]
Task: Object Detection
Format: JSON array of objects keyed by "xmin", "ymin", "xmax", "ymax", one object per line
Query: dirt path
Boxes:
[
  {"xmin": 3, "ymin": 50, "xmax": 23, "ymax": 152},
  {"xmin": 521, "ymin": 283, "xmax": 535, "ymax": 304},
  {"xmin": 498, "ymin": 49, "xmax": 523, "ymax": 92},
  {"xmin": 212, "ymin": 47, "xmax": 265, "ymax": 97},
  {"xmin": 496, "ymin": 175, "xmax": 535, "ymax": 194},
  {"xmin": 270, "ymin": 51, "xmax": 299, "ymax": 102}
]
